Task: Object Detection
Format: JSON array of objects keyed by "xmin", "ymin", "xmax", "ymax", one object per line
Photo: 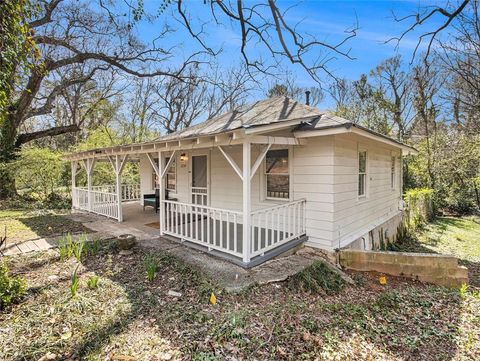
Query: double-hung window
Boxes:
[
  {"xmin": 165, "ymin": 156, "xmax": 177, "ymax": 192},
  {"xmin": 358, "ymin": 150, "xmax": 367, "ymax": 197},
  {"xmin": 265, "ymin": 149, "xmax": 289, "ymax": 199}
]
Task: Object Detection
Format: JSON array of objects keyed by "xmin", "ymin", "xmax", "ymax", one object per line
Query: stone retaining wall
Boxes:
[{"xmin": 338, "ymin": 249, "xmax": 468, "ymax": 288}]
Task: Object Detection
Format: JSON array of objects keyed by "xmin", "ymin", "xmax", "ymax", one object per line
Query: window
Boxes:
[
  {"xmin": 391, "ymin": 156, "xmax": 396, "ymax": 189},
  {"xmin": 151, "ymin": 173, "xmax": 158, "ymax": 189},
  {"xmin": 265, "ymin": 149, "xmax": 289, "ymax": 199},
  {"xmin": 358, "ymin": 150, "xmax": 367, "ymax": 197},
  {"xmin": 165, "ymin": 156, "xmax": 177, "ymax": 192}
]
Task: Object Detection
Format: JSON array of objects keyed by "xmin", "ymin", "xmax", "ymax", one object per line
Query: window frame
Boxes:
[
  {"xmin": 165, "ymin": 155, "xmax": 177, "ymax": 192},
  {"xmin": 264, "ymin": 148, "xmax": 291, "ymax": 201},
  {"xmin": 151, "ymin": 172, "xmax": 158, "ymax": 190},
  {"xmin": 358, "ymin": 149, "xmax": 368, "ymax": 198},
  {"xmin": 390, "ymin": 155, "xmax": 396, "ymax": 190}
]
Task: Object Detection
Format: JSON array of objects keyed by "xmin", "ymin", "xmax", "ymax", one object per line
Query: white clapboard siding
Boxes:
[{"xmin": 332, "ymin": 133, "xmax": 402, "ymax": 247}]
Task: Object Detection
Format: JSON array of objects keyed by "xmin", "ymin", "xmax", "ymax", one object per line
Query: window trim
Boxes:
[
  {"xmin": 390, "ymin": 154, "xmax": 396, "ymax": 190},
  {"xmin": 264, "ymin": 148, "xmax": 291, "ymax": 201},
  {"xmin": 358, "ymin": 148, "xmax": 368, "ymax": 199},
  {"xmin": 151, "ymin": 172, "xmax": 158, "ymax": 190},
  {"xmin": 165, "ymin": 155, "xmax": 177, "ymax": 192}
]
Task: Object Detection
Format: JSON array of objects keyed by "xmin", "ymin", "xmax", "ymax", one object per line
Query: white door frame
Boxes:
[{"xmin": 189, "ymin": 151, "xmax": 210, "ymax": 206}]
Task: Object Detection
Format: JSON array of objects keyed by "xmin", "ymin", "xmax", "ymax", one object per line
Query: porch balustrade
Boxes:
[
  {"xmin": 72, "ymin": 183, "xmax": 140, "ymax": 221},
  {"xmin": 162, "ymin": 198, "xmax": 307, "ymax": 262},
  {"xmin": 73, "ymin": 184, "xmax": 306, "ymax": 263}
]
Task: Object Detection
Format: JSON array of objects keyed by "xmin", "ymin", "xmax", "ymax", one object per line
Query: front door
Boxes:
[{"xmin": 191, "ymin": 154, "xmax": 208, "ymax": 206}]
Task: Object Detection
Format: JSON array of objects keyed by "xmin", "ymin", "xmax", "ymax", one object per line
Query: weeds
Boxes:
[
  {"xmin": 84, "ymin": 239, "xmax": 101, "ymax": 256},
  {"xmin": 288, "ymin": 260, "xmax": 345, "ymax": 294},
  {"xmin": 143, "ymin": 254, "xmax": 158, "ymax": 282},
  {"xmin": 58, "ymin": 233, "xmax": 75, "ymax": 261},
  {"xmin": 58, "ymin": 233, "xmax": 87, "ymax": 262},
  {"xmin": 87, "ymin": 275, "xmax": 99, "ymax": 289},
  {"xmin": 73, "ymin": 239, "xmax": 84, "ymax": 262},
  {"xmin": 70, "ymin": 265, "xmax": 80, "ymax": 298}
]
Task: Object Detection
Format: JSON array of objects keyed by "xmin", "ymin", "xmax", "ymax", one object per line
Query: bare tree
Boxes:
[
  {"xmin": 370, "ymin": 55, "xmax": 413, "ymax": 140},
  {"xmin": 174, "ymin": 0, "xmax": 358, "ymax": 82},
  {"xmin": 266, "ymin": 72, "xmax": 324, "ymax": 106},
  {"xmin": 389, "ymin": 0, "xmax": 471, "ymax": 61},
  {"xmin": 152, "ymin": 64, "xmax": 253, "ymax": 133}
]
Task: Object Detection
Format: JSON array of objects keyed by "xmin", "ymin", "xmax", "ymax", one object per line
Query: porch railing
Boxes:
[
  {"xmin": 163, "ymin": 200, "xmax": 243, "ymax": 258},
  {"xmin": 74, "ymin": 184, "xmax": 140, "ymax": 202},
  {"xmin": 72, "ymin": 187, "xmax": 119, "ymax": 220},
  {"xmin": 72, "ymin": 187, "xmax": 89, "ymax": 209},
  {"xmin": 91, "ymin": 190, "xmax": 119, "ymax": 219},
  {"xmin": 162, "ymin": 198, "xmax": 307, "ymax": 262},
  {"xmin": 250, "ymin": 199, "xmax": 306, "ymax": 258}
]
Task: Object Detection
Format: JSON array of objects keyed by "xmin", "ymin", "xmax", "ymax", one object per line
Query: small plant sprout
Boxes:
[
  {"xmin": 73, "ymin": 239, "xmax": 84, "ymax": 262},
  {"xmin": 70, "ymin": 265, "xmax": 80, "ymax": 298},
  {"xmin": 459, "ymin": 283, "xmax": 469, "ymax": 300},
  {"xmin": 58, "ymin": 233, "xmax": 75, "ymax": 261},
  {"xmin": 143, "ymin": 254, "xmax": 158, "ymax": 282},
  {"xmin": 84, "ymin": 238, "xmax": 100, "ymax": 256},
  {"xmin": 87, "ymin": 275, "xmax": 99, "ymax": 289}
]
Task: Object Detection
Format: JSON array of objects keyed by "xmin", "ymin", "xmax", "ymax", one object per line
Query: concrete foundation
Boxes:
[{"xmin": 348, "ymin": 212, "xmax": 404, "ymax": 251}]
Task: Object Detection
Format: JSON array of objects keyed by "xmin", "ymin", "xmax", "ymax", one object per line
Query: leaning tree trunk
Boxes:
[{"xmin": 0, "ymin": 115, "xmax": 18, "ymax": 199}]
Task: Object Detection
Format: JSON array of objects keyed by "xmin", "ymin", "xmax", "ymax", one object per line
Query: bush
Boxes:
[
  {"xmin": 0, "ymin": 261, "xmax": 27, "ymax": 309},
  {"xmin": 404, "ymin": 188, "xmax": 435, "ymax": 231},
  {"xmin": 288, "ymin": 260, "xmax": 345, "ymax": 294},
  {"xmin": 8, "ymin": 147, "xmax": 68, "ymax": 201}
]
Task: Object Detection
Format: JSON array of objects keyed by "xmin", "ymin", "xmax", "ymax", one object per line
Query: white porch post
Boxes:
[
  {"xmin": 71, "ymin": 161, "xmax": 77, "ymax": 209},
  {"xmin": 158, "ymin": 151, "xmax": 165, "ymax": 236},
  {"xmin": 242, "ymin": 141, "xmax": 251, "ymax": 263},
  {"xmin": 115, "ymin": 155, "xmax": 123, "ymax": 222},
  {"xmin": 85, "ymin": 158, "xmax": 94, "ymax": 211}
]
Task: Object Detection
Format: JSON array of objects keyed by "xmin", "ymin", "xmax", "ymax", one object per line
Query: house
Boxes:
[{"xmin": 65, "ymin": 97, "xmax": 417, "ymax": 267}]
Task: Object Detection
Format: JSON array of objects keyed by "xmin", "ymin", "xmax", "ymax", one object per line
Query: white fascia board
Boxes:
[{"xmin": 294, "ymin": 126, "xmax": 417, "ymax": 155}]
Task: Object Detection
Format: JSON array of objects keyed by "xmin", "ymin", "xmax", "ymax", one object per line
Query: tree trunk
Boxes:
[{"xmin": 0, "ymin": 114, "xmax": 18, "ymax": 199}]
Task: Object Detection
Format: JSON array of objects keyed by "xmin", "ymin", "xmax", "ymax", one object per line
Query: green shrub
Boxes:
[
  {"xmin": 288, "ymin": 260, "xmax": 345, "ymax": 295},
  {"xmin": 0, "ymin": 261, "xmax": 27, "ymax": 309},
  {"xmin": 404, "ymin": 188, "xmax": 435, "ymax": 232}
]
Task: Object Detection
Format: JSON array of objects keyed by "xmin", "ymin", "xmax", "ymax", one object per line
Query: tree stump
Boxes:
[{"xmin": 117, "ymin": 234, "xmax": 136, "ymax": 250}]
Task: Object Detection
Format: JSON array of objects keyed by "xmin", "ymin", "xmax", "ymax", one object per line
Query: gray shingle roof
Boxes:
[{"xmin": 157, "ymin": 96, "xmax": 323, "ymax": 141}]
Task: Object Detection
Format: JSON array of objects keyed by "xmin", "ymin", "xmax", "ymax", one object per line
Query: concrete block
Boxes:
[{"xmin": 338, "ymin": 249, "xmax": 469, "ymax": 288}]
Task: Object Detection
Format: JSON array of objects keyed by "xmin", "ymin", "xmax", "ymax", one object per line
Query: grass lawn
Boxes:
[
  {"xmin": 1, "ymin": 241, "xmax": 479, "ymax": 361},
  {"xmin": 0, "ymin": 209, "xmax": 91, "ymax": 245},
  {"xmin": 395, "ymin": 216, "xmax": 480, "ymax": 287}
]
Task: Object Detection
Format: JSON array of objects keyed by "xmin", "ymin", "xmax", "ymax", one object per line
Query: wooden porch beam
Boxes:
[
  {"xmin": 215, "ymin": 133, "xmax": 230, "ymax": 144},
  {"xmin": 250, "ymin": 143, "xmax": 272, "ymax": 180},
  {"xmin": 248, "ymin": 135, "xmax": 303, "ymax": 145},
  {"xmin": 146, "ymin": 153, "xmax": 159, "ymax": 177},
  {"xmin": 161, "ymin": 150, "xmax": 177, "ymax": 179},
  {"xmin": 218, "ymin": 146, "xmax": 243, "ymax": 181}
]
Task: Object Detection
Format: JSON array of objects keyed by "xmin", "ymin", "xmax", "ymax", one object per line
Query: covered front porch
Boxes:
[{"xmin": 68, "ymin": 134, "xmax": 308, "ymax": 266}]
